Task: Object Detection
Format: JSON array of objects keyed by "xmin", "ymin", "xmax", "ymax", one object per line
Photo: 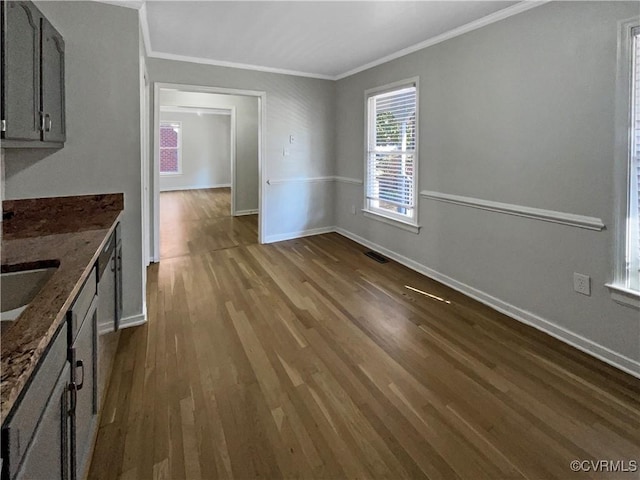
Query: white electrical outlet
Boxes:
[
  {"xmin": 350, "ymin": 205, "xmax": 356, "ymax": 215},
  {"xmin": 289, "ymin": 135, "xmax": 295, "ymax": 144},
  {"xmin": 573, "ymin": 273, "xmax": 591, "ymax": 296}
]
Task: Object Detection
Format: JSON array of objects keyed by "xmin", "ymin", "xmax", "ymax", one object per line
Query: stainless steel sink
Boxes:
[{"xmin": 1, "ymin": 267, "xmax": 58, "ymax": 321}]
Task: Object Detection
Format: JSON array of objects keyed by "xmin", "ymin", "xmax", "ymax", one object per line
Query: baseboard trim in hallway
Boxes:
[
  {"xmin": 235, "ymin": 209, "xmax": 259, "ymax": 216},
  {"xmin": 160, "ymin": 184, "xmax": 231, "ymax": 192},
  {"xmin": 264, "ymin": 226, "xmax": 335, "ymax": 244},
  {"xmin": 118, "ymin": 312, "xmax": 147, "ymax": 329}
]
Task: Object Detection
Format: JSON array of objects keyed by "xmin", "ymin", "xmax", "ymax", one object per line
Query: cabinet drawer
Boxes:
[
  {"xmin": 69, "ymin": 267, "xmax": 96, "ymax": 341},
  {"xmin": 3, "ymin": 324, "xmax": 68, "ymax": 480}
]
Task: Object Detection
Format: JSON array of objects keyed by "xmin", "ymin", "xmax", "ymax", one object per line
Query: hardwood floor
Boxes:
[
  {"xmin": 160, "ymin": 188, "xmax": 257, "ymax": 259},
  {"xmin": 89, "ymin": 189, "xmax": 640, "ymax": 480}
]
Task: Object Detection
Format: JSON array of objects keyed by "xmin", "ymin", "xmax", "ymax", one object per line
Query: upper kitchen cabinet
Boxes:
[
  {"xmin": 40, "ymin": 15, "xmax": 65, "ymax": 143},
  {"xmin": 1, "ymin": 1, "xmax": 65, "ymax": 147}
]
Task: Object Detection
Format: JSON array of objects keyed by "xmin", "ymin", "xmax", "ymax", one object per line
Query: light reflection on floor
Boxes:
[{"xmin": 404, "ymin": 284, "xmax": 452, "ymax": 304}]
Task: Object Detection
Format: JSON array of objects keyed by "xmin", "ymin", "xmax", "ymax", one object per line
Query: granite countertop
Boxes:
[{"xmin": 1, "ymin": 194, "xmax": 124, "ymax": 425}]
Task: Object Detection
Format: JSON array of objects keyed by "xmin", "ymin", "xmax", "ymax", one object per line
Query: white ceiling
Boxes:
[{"xmin": 109, "ymin": 1, "xmax": 541, "ymax": 80}]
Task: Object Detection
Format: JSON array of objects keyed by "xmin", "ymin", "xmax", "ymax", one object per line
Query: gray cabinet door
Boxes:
[
  {"xmin": 1, "ymin": 1, "xmax": 41, "ymax": 140},
  {"xmin": 98, "ymin": 244, "xmax": 116, "ymax": 335},
  {"xmin": 40, "ymin": 15, "xmax": 65, "ymax": 143},
  {"xmin": 16, "ymin": 363, "xmax": 70, "ymax": 480},
  {"xmin": 71, "ymin": 299, "xmax": 97, "ymax": 480}
]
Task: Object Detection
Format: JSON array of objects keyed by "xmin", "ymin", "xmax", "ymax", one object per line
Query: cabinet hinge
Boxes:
[{"xmin": 1, "ymin": 120, "xmax": 6, "ymax": 132}]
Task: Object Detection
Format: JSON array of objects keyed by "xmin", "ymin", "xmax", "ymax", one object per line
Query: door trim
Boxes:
[{"xmin": 151, "ymin": 82, "xmax": 266, "ymax": 262}]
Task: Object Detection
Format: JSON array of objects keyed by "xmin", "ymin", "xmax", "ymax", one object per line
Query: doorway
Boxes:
[{"xmin": 150, "ymin": 83, "xmax": 266, "ymax": 262}]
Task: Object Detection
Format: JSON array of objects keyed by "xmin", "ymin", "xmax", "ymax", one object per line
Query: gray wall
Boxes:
[
  {"xmin": 159, "ymin": 91, "xmax": 258, "ymax": 213},
  {"xmin": 147, "ymin": 58, "xmax": 336, "ymax": 241},
  {"xmin": 159, "ymin": 111, "xmax": 231, "ymax": 192},
  {"xmin": 3, "ymin": 1, "xmax": 634, "ymax": 374},
  {"xmin": 3, "ymin": 1, "xmax": 143, "ymax": 321},
  {"xmin": 335, "ymin": 1, "xmax": 640, "ymax": 371}
]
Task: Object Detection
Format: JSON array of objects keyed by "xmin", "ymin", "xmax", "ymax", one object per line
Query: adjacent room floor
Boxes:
[
  {"xmin": 159, "ymin": 187, "xmax": 257, "ymax": 260},
  {"xmin": 89, "ymin": 189, "xmax": 640, "ymax": 480}
]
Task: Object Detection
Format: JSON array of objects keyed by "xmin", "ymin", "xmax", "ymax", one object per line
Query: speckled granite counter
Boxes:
[{"xmin": 1, "ymin": 194, "xmax": 123, "ymax": 424}]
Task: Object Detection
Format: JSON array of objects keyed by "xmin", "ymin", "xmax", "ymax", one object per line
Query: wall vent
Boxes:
[{"xmin": 364, "ymin": 251, "xmax": 389, "ymax": 264}]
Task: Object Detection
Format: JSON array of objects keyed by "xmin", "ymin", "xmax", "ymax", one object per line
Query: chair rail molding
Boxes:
[
  {"xmin": 420, "ymin": 191, "xmax": 605, "ymax": 231},
  {"xmin": 267, "ymin": 176, "xmax": 334, "ymax": 185},
  {"xmin": 334, "ymin": 176, "xmax": 364, "ymax": 185},
  {"xmin": 267, "ymin": 176, "xmax": 364, "ymax": 185}
]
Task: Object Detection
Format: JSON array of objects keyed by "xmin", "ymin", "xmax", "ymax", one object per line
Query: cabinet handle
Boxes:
[
  {"xmin": 40, "ymin": 112, "xmax": 45, "ymax": 132},
  {"xmin": 45, "ymin": 114, "xmax": 52, "ymax": 132},
  {"xmin": 110, "ymin": 253, "xmax": 116, "ymax": 272},
  {"xmin": 76, "ymin": 360, "xmax": 85, "ymax": 391}
]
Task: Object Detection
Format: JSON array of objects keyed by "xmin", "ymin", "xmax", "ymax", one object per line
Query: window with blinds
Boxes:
[
  {"xmin": 365, "ymin": 82, "xmax": 418, "ymax": 225},
  {"xmin": 628, "ymin": 27, "xmax": 640, "ymax": 291}
]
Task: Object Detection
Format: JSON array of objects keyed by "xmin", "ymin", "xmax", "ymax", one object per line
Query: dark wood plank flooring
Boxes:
[{"xmin": 89, "ymin": 189, "xmax": 640, "ymax": 480}]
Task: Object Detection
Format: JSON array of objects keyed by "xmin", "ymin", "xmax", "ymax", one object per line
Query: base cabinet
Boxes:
[
  {"xmin": 70, "ymin": 297, "xmax": 98, "ymax": 480},
  {"xmin": 1, "ymin": 224, "xmax": 121, "ymax": 480},
  {"xmin": 1, "ymin": 325, "xmax": 70, "ymax": 480},
  {"xmin": 97, "ymin": 223, "xmax": 122, "ymax": 334},
  {"xmin": 16, "ymin": 363, "xmax": 70, "ymax": 480},
  {"xmin": 1, "ymin": 273, "xmax": 98, "ymax": 480}
]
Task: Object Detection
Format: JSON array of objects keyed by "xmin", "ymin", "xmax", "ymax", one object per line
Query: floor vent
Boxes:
[{"xmin": 364, "ymin": 251, "xmax": 389, "ymax": 264}]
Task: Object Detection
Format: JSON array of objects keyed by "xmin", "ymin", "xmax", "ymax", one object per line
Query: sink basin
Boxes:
[{"xmin": 1, "ymin": 267, "xmax": 58, "ymax": 322}]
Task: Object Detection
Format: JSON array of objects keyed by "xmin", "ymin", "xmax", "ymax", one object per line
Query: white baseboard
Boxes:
[
  {"xmin": 97, "ymin": 322, "xmax": 116, "ymax": 336},
  {"xmin": 334, "ymin": 227, "xmax": 640, "ymax": 379},
  {"xmin": 160, "ymin": 183, "xmax": 230, "ymax": 192},
  {"xmin": 98, "ymin": 311, "xmax": 147, "ymax": 335},
  {"xmin": 235, "ymin": 209, "xmax": 258, "ymax": 216},
  {"xmin": 118, "ymin": 312, "xmax": 147, "ymax": 329},
  {"xmin": 264, "ymin": 226, "xmax": 335, "ymax": 244}
]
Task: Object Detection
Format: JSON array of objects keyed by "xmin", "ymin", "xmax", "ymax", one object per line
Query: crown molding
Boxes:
[
  {"xmin": 138, "ymin": 0, "xmax": 549, "ymax": 82},
  {"xmin": 146, "ymin": 51, "xmax": 335, "ymax": 81},
  {"xmin": 335, "ymin": 1, "xmax": 550, "ymax": 80}
]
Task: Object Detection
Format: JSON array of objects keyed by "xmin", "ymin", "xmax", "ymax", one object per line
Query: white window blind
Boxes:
[
  {"xmin": 366, "ymin": 83, "xmax": 418, "ymax": 223},
  {"xmin": 629, "ymin": 27, "xmax": 640, "ymax": 290}
]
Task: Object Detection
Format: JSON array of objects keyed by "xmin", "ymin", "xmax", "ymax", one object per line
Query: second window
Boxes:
[{"xmin": 365, "ymin": 80, "xmax": 418, "ymax": 226}]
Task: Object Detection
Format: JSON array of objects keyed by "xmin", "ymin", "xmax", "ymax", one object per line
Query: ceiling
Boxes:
[{"xmin": 104, "ymin": 1, "xmax": 540, "ymax": 80}]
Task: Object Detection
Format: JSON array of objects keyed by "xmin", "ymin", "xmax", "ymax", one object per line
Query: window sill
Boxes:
[
  {"xmin": 606, "ymin": 283, "xmax": 640, "ymax": 310},
  {"xmin": 160, "ymin": 172, "xmax": 183, "ymax": 176},
  {"xmin": 362, "ymin": 209, "xmax": 421, "ymax": 234}
]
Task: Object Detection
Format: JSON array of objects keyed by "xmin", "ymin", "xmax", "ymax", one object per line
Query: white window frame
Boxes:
[
  {"xmin": 363, "ymin": 77, "xmax": 421, "ymax": 234},
  {"xmin": 159, "ymin": 120, "xmax": 182, "ymax": 176},
  {"xmin": 608, "ymin": 19, "xmax": 640, "ymax": 309}
]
